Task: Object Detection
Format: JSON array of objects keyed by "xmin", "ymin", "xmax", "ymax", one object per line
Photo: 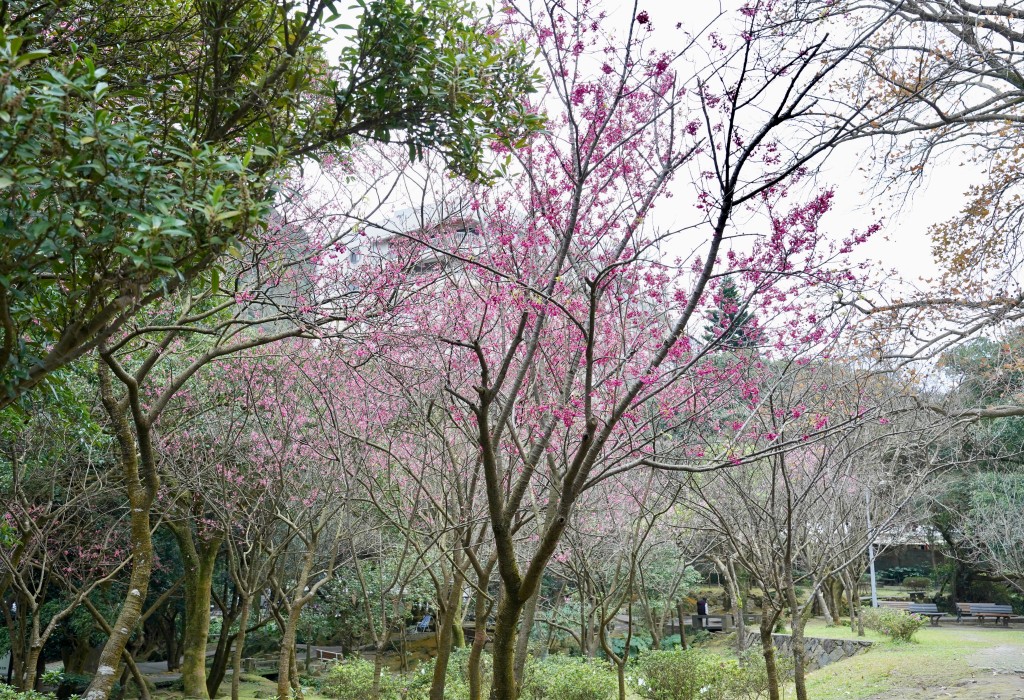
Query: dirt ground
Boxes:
[{"xmin": 869, "ymin": 637, "xmax": 1024, "ymax": 699}]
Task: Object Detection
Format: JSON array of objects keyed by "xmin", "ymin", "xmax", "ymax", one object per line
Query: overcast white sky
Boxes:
[
  {"xmin": 324, "ymin": 0, "xmax": 976, "ymax": 291},
  {"xmin": 635, "ymin": 0, "xmax": 967, "ymax": 289}
]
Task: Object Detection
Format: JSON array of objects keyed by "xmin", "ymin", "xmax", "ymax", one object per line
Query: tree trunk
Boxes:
[
  {"xmin": 170, "ymin": 524, "xmax": 222, "ymax": 700},
  {"xmin": 430, "ymin": 571, "xmax": 465, "ymax": 700},
  {"xmin": 786, "ymin": 584, "xmax": 809, "ymax": 700},
  {"xmin": 172, "ymin": 524, "xmax": 222, "ymax": 694},
  {"xmin": 512, "ymin": 586, "xmax": 539, "ymax": 684},
  {"xmin": 276, "ymin": 605, "xmax": 301, "ymax": 700},
  {"xmin": 6, "ymin": 597, "xmax": 26, "ymax": 691},
  {"xmin": 758, "ymin": 609, "xmax": 781, "ymax": 700},
  {"xmin": 468, "ymin": 583, "xmax": 491, "ymax": 700},
  {"xmin": 828, "ymin": 579, "xmax": 843, "ymax": 625},
  {"xmin": 841, "ymin": 572, "xmax": 861, "ymax": 635},
  {"xmin": 207, "ymin": 590, "xmax": 241, "ymax": 697},
  {"xmin": 598, "ymin": 599, "xmax": 632, "ymax": 700},
  {"xmin": 231, "ymin": 597, "xmax": 251, "ymax": 700},
  {"xmin": 728, "ymin": 558, "xmax": 747, "ymax": 651},
  {"xmin": 207, "ymin": 631, "xmax": 235, "ymax": 698},
  {"xmin": 82, "ymin": 489, "xmax": 154, "ymax": 700},
  {"xmin": 289, "ymin": 645, "xmax": 300, "ymax": 695},
  {"xmin": 453, "ymin": 591, "xmax": 467, "ymax": 648},
  {"xmin": 63, "ymin": 632, "xmax": 93, "ymax": 674},
  {"xmin": 488, "ymin": 594, "xmax": 523, "ymax": 700},
  {"xmin": 816, "ymin": 588, "xmax": 833, "ymax": 625},
  {"xmin": 856, "ymin": 599, "xmax": 865, "ymax": 637},
  {"xmin": 676, "ymin": 601, "xmax": 688, "ymax": 650},
  {"xmin": 85, "ymin": 362, "xmax": 159, "ymax": 700},
  {"xmin": 715, "ymin": 556, "xmax": 746, "ymax": 651},
  {"xmin": 22, "ymin": 643, "xmax": 41, "ymax": 692}
]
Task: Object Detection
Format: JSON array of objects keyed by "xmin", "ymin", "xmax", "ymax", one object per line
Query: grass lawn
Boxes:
[{"xmin": 801, "ymin": 619, "xmax": 1024, "ymax": 700}]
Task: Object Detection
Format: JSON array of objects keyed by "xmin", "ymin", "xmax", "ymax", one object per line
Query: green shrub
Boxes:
[
  {"xmin": 902, "ymin": 576, "xmax": 930, "ymax": 592},
  {"xmin": 522, "ymin": 656, "xmax": 617, "ymax": 700},
  {"xmin": 322, "ymin": 657, "xmax": 399, "ymax": 700},
  {"xmin": 632, "ymin": 649, "xmax": 738, "ymax": 700},
  {"xmin": 407, "ymin": 648, "xmax": 482, "ymax": 700},
  {"xmin": 878, "ymin": 567, "xmax": 928, "ymax": 585},
  {"xmin": 660, "ymin": 634, "xmax": 682, "ymax": 650},
  {"xmin": 208, "ymin": 615, "xmax": 223, "ymax": 640},
  {"xmin": 727, "ymin": 648, "xmax": 794, "ymax": 700},
  {"xmin": 965, "ymin": 580, "xmax": 1018, "ymax": 608},
  {"xmin": 607, "ymin": 635, "xmax": 651, "ymax": 659},
  {"xmin": 242, "ymin": 620, "xmax": 281, "ymax": 656},
  {"xmin": 861, "ymin": 608, "xmax": 927, "ymax": 643},
  {"xmin": 0, "ymin": 687, "xmax": 55, "ymax": 700},
  {"xmin": 686, "ymin": 629, "xmax": 713, "ymax": 647}
]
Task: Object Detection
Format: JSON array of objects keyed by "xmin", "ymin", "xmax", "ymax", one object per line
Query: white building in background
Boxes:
[{"xmin": 347, "ymin": 203, "xmax": 484, "ymax": 275}]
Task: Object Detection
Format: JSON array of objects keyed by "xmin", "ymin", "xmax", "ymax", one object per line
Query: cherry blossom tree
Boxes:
[
  {"xmin": 0, "ymin": 387, "xmax": 129, "ymax": 690},
  {"xmin": 676, "ymin": 358, "xmax": 948, "ymax": 700},
  {"xmin": 335, "ymin": 0, "xmax": 889, "ymax": 695}
]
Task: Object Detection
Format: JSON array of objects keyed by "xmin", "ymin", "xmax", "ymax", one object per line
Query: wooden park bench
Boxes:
[
  {"xmin": 968, "ymin": 603, "xmax": 1014, "ymax": 626},
  {"xmin": 879, "ymin": 600, "xmax": 945, "ymax": 626}
]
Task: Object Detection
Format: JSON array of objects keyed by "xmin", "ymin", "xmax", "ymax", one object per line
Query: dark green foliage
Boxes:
[
  {"xmin": 50, "ymin": 673, "xmax": 120, "ymax": 700},
  {"xmin": 902, "ymin": 576, "xmax": 931, "ymax": 592},
  {"xmin": 703, "ymin": 278, "xmax": 758, "ymax": 349},
  {"xmin": 0, "ymin": 31, "xmax": 267, "ymax": 401},
  {"xmin": 607, "ymin": 635, "xmax": 651, "ymax": 659},
  {"xmin": 0, "ymin": 0, "xmax": 541, "ymax": 404},
  {"xmin": 878, "ymin": 567, "xmax": 929, "ymax": 585}
]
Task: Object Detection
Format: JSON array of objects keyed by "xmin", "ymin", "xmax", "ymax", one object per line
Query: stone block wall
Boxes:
[{"xmin": 744, "ymin": 632, "xmax": 872, "ymax": 671}]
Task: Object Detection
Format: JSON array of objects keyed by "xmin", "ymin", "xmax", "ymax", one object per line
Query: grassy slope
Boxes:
[{"xmin": 801, "ymin": 620, "xmax": 1024, "ymax": 699}]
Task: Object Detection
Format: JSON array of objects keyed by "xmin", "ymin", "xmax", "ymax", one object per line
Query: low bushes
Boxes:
[
  {"xmin": 522, "ymin": 656, "xmax": 618, "ymax": 700},
  {"xmin": 727, "ymin": 649, "xmax": 795, "ymax": 700},
  {"xmin": 632, "ymin": 647, "xmax": 795, "ymax": 700},
  {"xmin": 0, "ymin": 689, "xmax": 55, "ymax": 700},
  {"xmin": 408, "ymin": 648, "xmax": 483, "ymax": 700},
  {"xmin": 861, "ymin": 607, "xmax": 927, "ymax": 643},
  {"xmin": 322, "ymin": 658, "xmax": 393, "ymax": 700},
  {"xmin": 322, "ymin": 648, "xmax": 781, "ymax": 700},
  {"xmin": 322, "ymin": 650, "xmax": 486, "ymax": 700},
  {"xmin": 902, "ymin": 576, "xmax": 931, "ymax": 592},
  {"xmin": 632, "ymin": 649, "xmax": 736, "ymax": 700}
]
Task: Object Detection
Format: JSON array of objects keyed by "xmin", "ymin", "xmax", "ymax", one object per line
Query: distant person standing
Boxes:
[{"xmin": 696, "ymin": 596, "xmax": 709, "ymax": 629}]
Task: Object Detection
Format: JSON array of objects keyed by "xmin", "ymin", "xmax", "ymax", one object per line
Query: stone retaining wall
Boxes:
[{"xmin": 744, "ymin": 632, "xmax": 872, "ymax": 670}]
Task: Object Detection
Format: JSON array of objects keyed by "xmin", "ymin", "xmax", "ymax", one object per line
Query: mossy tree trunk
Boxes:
[
  {"xmin": 168, "ymin": 521, "xmax": 223, "ymax": 699},
  {"xmin": 84, "ymin": 361, "xmax": 159, "ymax": 700}
]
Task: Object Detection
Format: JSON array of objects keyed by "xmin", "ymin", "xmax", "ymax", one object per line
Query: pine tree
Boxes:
[{"xmin": 703, "ymin": 278, "xmax": 758, "ymax": 348}]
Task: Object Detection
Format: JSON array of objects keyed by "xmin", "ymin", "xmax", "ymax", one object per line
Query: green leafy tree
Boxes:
[
  {"xmin": 929, "ymin": 330, "xmax": 1024, "ymax": 598},
  {"xmin": 0, "ymin": 0, "xmax": 540, "ymax": 407}
]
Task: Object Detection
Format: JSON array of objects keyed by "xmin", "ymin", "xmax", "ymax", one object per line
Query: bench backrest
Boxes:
[
  {"xmin": 907, "ymin": 604, "xmax": 939, "ymax": 613},
  {"xmin": 970, "ymin": 604, "xmax": 1013, "ymax": 614},
  {"xmin": 879, "ymin": 601, "xmax": 913, "ymax": 609}
]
